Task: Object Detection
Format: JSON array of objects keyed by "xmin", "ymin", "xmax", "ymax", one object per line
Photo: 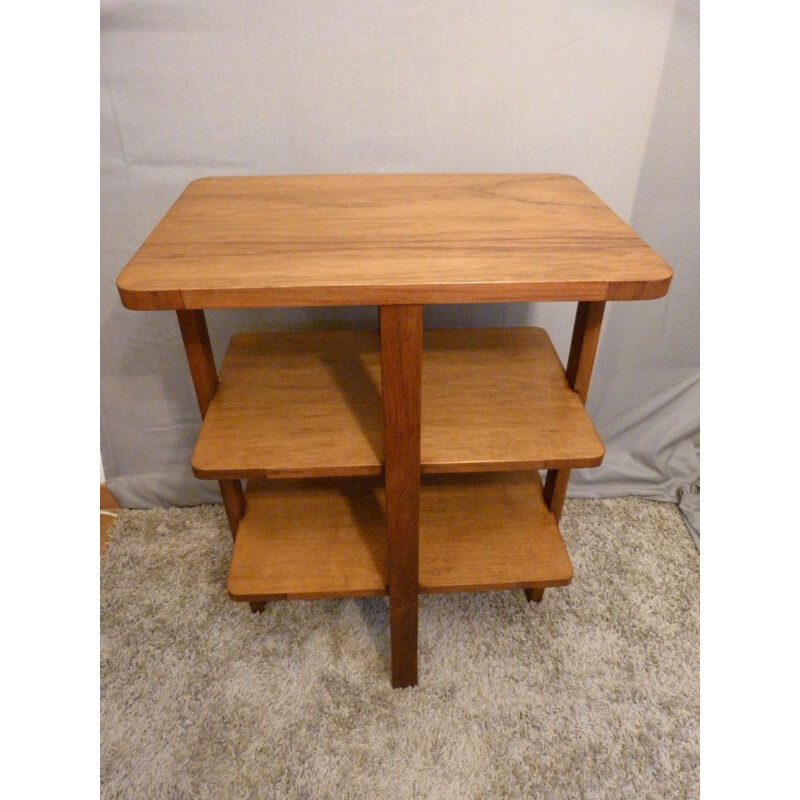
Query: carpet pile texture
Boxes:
[{"xmin": 101, "ymin": 497, "xmax": 699, "ymax": 799}]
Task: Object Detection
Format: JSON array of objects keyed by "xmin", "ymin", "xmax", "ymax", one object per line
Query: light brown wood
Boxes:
[
  {"xmin": 227, "ymin": 479, "xmax": 388, "ymax": 600},
  {"xmin": 190, "ymin": 328, "xmax": 604, "ymax": 478},
  {"xmin": 565, "ymin": 301, "xmax": 606, "ymax": 404},
  {"xmin": 380, "ymin": 305, "xmax": 422, "ymax": 688},
  {"xmin": 218, "ymin": 482, "xmax": 246, "ymax": 536},
  {"xmin": 544, "ymin": 301, "xmax": 606, "ymax": 521},
  {"xmin": 422, "ymin": 327, "xmax": 604, "ymax": 472},
  {"xmin": 226, "ymin": 473, "xmax": 571, "ymax": 601},
  {"xmin": 116, "ymin": 174, "xmax": 669, "ymax": 687},
  {"xmin": 176, "ymin": 310, "xmax": 246, "ymax": 536},
  {"xmin": 192, "ymin": 330, "xmax": 383, "ymax": 478},
  {"xmin": 117, "ymin": 174, "xmax": 672, "ymax": 310},
  {"xmin": 176, "ymin": 310, "xmax": 218, "ymax": 415},
  {"xmin": 417, "ymin": 473, "xmax": 572, "ymax": 593},
  {"xmin": 100, "ymin": 483, "xmax": 120, "ymax": 510}
]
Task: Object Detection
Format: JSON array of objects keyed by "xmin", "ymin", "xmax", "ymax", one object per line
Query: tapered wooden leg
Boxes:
[
  {"xmin": 219, "ymin": 481, "xmax": 246, "ymax": 538},
  {"xmin": 176, "ymin": 310, "xmax": 246, "ymax": 538},
  {"xmin": 543, "ymin": 469, "xmax": 570, "ymax": 524},
  {"xmin": 380, "ymin": 305, "xmax": 422, "ymax": 688},
  {"xmin": 544, "ymin": 301, "xmax": 606, "ymax": 521},
  {"xmin": 249, "ymin": 601, "xmax": 267, "ymax": 614},
  {"xmin": 525, "ymin": 588, "xmax": 545, "ymax": 604}
]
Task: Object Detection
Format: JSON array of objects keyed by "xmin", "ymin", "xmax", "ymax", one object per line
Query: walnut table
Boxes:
[{"xmin": 117, "ymin": 174, "xmax": 672, "ymax": 687}]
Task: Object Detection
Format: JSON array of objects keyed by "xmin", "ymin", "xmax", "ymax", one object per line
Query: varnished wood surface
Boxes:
[
  {"xmin": 227, "ymin": 478, "xmax": 388, "ymax": 600},
  {"xmin": 422, "ymin": 327, "xmax": 603, "ymax": 472},
  {"xmin": 564, "ymin": 301, "xmax": 606, "ymax": 404},
  {"xmin": 176, "ymin": 310, "xmax": 218, "ymax": 415},
  {"xmin": 525, "ymin": 587, "xmax": 545, "ymax": 604},
  {"xmin": 380, "ymin": 305, "xmax": 422, "ymax": 687},
  {"xmin": 190, "ymin": 327, "xmax": 604, "ymax": 478},
  {"xmin": 193, "ymin": 330, "xmax": 383, "ymax": 478},
  {"xmin": 226, "ymin": 473, "xmax": 572, "ymax": 601},
  {"xmin": 117, "ymin": 174, "xmax": 672, "ymax": 309},
  {"xmin": 544, "ymin": 301, "xmax": 606, "ymax": 520},
  {"xmin": 100, "ymin": 484, "xmax": 120, "ymax": 511},
  {"xmin": 176, "ymin": 309, "xmax": 246, "ymax": 536},
  {"xmin": 417, "ymin": 472, "xmax": 572, "ymax": 593}
]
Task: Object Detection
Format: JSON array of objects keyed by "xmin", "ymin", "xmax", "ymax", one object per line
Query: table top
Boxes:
[{"xmin": 117, "ymin": 174, "xmax": 672, "ymax": 309}]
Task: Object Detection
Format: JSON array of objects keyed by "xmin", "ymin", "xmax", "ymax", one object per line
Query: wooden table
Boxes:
[{"xmin": 117, "ymin": 174, "xmax": 671, "ymax": 687}]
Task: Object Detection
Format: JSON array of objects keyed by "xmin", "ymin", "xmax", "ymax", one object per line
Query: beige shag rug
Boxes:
[{"xmin": 101, "ymin": 497, "xmax": 699, "ymax": 799}]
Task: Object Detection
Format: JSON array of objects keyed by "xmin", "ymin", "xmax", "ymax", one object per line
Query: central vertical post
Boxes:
[{"xmin": 380, "ymin": 304, "xmax": 423, "ymax": 688}]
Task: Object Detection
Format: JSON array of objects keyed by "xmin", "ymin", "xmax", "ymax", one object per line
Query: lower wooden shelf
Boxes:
[{"xmin": 227, "ymin": 471, "xmax": 572, "ymax": 601}]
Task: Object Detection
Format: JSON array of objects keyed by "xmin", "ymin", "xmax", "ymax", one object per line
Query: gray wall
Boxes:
[{"xmin": 101, "ymin": 0, "xmax": 699, "ymax": 508}]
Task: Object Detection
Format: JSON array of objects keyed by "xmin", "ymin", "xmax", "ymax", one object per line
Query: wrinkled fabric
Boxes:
[{"xmin": 101, "ymin": 0, "xmax": 699, "ymax": 539}]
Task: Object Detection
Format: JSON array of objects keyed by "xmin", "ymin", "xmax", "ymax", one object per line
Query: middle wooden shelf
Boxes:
[{"xmin": 191, "ymin": 326, "xmax": 604, "ymax": 479}]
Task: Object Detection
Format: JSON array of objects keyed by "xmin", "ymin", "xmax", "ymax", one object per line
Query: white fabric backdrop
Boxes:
[{"xmin": 101, "ymin": 0, "xmax": 699, "ymax": 522}]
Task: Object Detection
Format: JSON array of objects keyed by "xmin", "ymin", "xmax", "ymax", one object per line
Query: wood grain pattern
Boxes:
[
  {"xmin": 114, "ymin": 173, "xmax": 668, "ymax": 688},
  {"xmin": 190, "ymin": 328, "xmax": 604, "ymax": 478},
  {"xmin": 192, "ymin": 330, "xmax": 383, "ymax": 478},
  {"xmin": 417, "ymin": 473, "xmax": 572, "ymax": 593},
  {"xmin": 227, "ymin": 478, "xmax": 388, "ymax": 600},
  {"xmin": 176, "ymin": 310, "xmax": 218, "ymax": 415},
  {"xmin": 176, "ymin": 310, "xmax": 246, "ymax": 536},
  {"xmin": 117, "ymin": 174, "xmax": 672, "ymax": 309},
  {"xmin": 565, "ymin": 301, "xmax": 606, "ymax": 404},
  {"xmin": 380, "ymin": 305, "xmax": 422, "ymax": 688},
  {"xmin": 421, "ymin": 327, "xmax": 604, "ymax": 472},
  {"xmin": 544, "ymin": 301, "xmax": 606, "ymax": 521},
  {"xmin": 226, "ymin": 473, "xmax": 571, "ymax": 600}
]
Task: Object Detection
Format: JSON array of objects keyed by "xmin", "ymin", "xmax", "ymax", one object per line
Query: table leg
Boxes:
[
  {"xmin": 526, "ymin": 302, "xmax": 605, "ymax": 605},
  {"xmin": 526, "ymin": 587, "xmax": 545, "ymax": 604},
  {"xmin": 544, "ymin": 301, "xmax": 606, "ymax": 521},
  {"xmin": 380, "ymin": 305, "xmax": 422, "ymax": 688},
  {"xmin": 176, "ymin": 310, "xmax": 246, "ymax": 538}
]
